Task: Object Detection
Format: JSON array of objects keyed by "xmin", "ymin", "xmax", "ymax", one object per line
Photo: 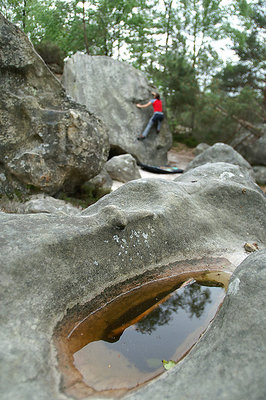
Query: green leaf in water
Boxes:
[{"xmin": 162, "ymin": 360, "xmax": 177, "ymax": 370}]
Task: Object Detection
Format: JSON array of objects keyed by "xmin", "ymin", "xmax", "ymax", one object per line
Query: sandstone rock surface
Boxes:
[
  {"xmin": 126, "ymin": 250, "xmax": 266, "ymax": 400},
  {"xmin": 83, "ymin": 166, "xmax": 113, "ymax": 192},
  {"xmin": 0, "ymin": 14, "xmax": 109, "ymax": 197},
  {"xmin": 0, "ymin": 162, "xmax": 265, "ymax": 400},
  {"xmin": 105, "ymin": 154, "xmax": 141, "ymax": 183},
  {"xmin": 185, "ymin": 143, "xmax": 254, "ymax": 177},
  {"xmin": 18, "ymin": 194, "xmax": 81, "ymax": 215},
  {"xmin": 63, "ymin": 53, "xmax": 172, "ymax": 166},
  {"xmin": 194, "ymin": 142, "xmax": 210, "ymax": 156}
]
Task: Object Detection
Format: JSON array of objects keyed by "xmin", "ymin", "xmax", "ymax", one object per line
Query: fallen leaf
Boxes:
[{"xmin": 162, "ymin": 360, "xmax": 177, "ymax": 370}]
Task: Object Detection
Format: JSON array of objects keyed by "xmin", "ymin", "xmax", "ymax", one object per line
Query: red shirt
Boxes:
[{"xmin": 151, "ymin": 99, "xmax": 163, "ymax": 112}]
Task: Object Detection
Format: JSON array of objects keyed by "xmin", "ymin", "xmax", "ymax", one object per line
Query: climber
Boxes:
[{"xmin": 136, "ymin": 92, "xmax": 164, "ymax": 140}]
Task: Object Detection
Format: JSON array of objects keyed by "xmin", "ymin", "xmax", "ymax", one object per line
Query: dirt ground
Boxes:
[
  {"xmin": 167, "ymin": 145, "xmax": 195, "ymax": 169},
  {"xmin": 112, "ymin": 145, "xmax": 266, "ymax": 194}
]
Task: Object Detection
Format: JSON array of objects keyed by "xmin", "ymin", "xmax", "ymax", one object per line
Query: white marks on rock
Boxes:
[
  {"xmin": 129, "ymin": 230, "xmax": 150, "ymax": 248},
  {"xmin": 228, "ymin": 277, "xmax": 240, "ymax": 295},
  {"xmin": 113, "ymin": 235, "xmax": 120, "ymax": 244},
  {"xmin": 220, "ymin": 172, "xmax": 235, "ymax": 180},
  {"xmin": 111, "ymin": 225, "xmax": 155, "ymax": 260}
]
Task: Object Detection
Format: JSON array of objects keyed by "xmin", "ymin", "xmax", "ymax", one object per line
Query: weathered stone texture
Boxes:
[
  {"xmin": 127, "ymin": 250, "xmax": 266, "ymax": 400},
  {"xmin": 0, "ymin": 14, "xmax": 109, "ymax": 196},
  {"xmin": 0, "ymin": 161, "xmax": 265, "ymax": 400}
]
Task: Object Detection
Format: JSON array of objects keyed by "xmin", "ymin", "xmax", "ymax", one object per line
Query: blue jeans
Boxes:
[{"xmin": 142, "ymin": 112, "xmax": 164, "ymax": 137}]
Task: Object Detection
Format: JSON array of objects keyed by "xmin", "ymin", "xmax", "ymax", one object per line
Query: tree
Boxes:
[
  {"xmin": 148, "ymin": 0, "xmax": 229, "ymax": 142},
  {"xmin": 125, "ymin": 1, "xmax": 158, "ymax": 70},
  {"xmin": 213, "ymin": 0, "xmax": 266, "ymax": 139},
  {"xmin": 155, "ymin": 0, "xmax": 227, "ymax": 84},
  {"xmin": 220, "ymin": 0, "xmax": 266, "ymax": 94}
]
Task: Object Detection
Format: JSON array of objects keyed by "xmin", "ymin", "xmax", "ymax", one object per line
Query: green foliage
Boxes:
[
  {"xmin": 35, "ymin": 42, "xmax": 64, "ymax": 70},
  {"xmin": 1, "ymin": 0, "xmax": 264, "ymax": 147},
  {"xmin": 222, "ymin": 0, "xmax": 266, "ymax": 94},
  {"xmin": 217, "ymin": 63, "xmax": 258, "ymax": 92},
  {"xmin": 172, "ymin": 132, "xmax": 198, "ymax": 148},
  {"xmin": 153, "ymin": 52, "xmax": 199, "ymax": 105}
]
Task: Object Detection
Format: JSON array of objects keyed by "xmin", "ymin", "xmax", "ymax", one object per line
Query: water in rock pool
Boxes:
[{"xmin": 67, "ymin": 273, "xmax": 228, "ymax": 391}]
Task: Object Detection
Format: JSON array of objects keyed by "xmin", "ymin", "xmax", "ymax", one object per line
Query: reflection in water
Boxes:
[
  {"xmin": 136, "ymin": 282, "xmax": 212, "ymax": 336},
  {"xmin": 70, "ymin": 277, "xmax": 227, "ymax": 391}
]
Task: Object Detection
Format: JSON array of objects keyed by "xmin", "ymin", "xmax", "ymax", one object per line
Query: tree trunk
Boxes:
[{"xmin": 22, "ymin": 0, "xmax": 27, "ymax": 31}]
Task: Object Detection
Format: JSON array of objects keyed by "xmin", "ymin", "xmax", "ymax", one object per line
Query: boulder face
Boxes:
[
  {"xmin": 0, "ymin": 162, "xmax": 266, "ymax": 400},
  {"xmin": 186, "ymin": 142, "xmax": 254, "ymax": 176},
  {"xmin": 63, "ymin": 53, "xmax": 172, "ymax": 166},
  {"xmin": 0, "ymin": 14, "xmax": 109, "ymax": 196}
]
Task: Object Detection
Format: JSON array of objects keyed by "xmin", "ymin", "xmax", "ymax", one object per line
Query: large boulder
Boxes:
[
  {"xmin": 0, "ymin": 14, "xmax": 109, "ymax": 197},
  {"xmin": 63, "ymin": 53, "xmax": 172, "ymax": 166},
  {"xmin": 185, "ymin": 142, "xmax": 254, "ymax": 177},
  {"xmin": 0, "ymin": 162, "xmax": 265, "ymax": 400}
]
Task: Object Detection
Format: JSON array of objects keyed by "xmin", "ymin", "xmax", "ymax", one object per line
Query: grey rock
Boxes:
[
  {"xmin": 83, "ymin": 166, "xmax": 113, "ymax": 192},
  {"xmin": 105, "ymin": 154, "xmax": 141, "ymax": 183},
  {"xmin": 18, "ymin": 194, "xmax": 81, "ymax": 215},
  {"xmin": 126, "ymin": 250, "xmax": 266, "ymax": 400},
  {"xmin": 0, "ymin": 162, "xmax": 265, "ymax": 400},
  {"xmin": 186, "ymin": 143, "xmax": 254, "ymax": 177},
  {"xmin": 231, "ymin": 124, "xmax": 266, "ymax": 166},
  {"xmin": 177, "ymin": 161, "xmax": 259, "ymax": 189},
  {"xmin": 194, "ymin": 142, "xmax": 210, "ymax": 156},
  {"xmin": 0, "ymin": 194, "xmax": 81, "ymax": 214},
  {"xmin": 253, "ymin": 166, "xmax": 266, "ymax": 185},
  {"xmin": 63, "ymin": 53, "xmax": 172, "ymax": 166},
  {"xmin": 0, "ymin": 14, "xmax": 109, "ymax": 196}
]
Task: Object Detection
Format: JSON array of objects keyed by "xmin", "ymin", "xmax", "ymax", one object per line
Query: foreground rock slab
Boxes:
[
  {"xmin": 0, "ymin": 14, "xmax": 109, "ymax": 196},
  {"xmin": 0, "ymin": 162, "xmax": 265, "ymax": 400},
  {"xmin": 63, "ymin": 53, "xmax": 172, "ymax": 166},
  {"xmin": 126, "ymin": 250, "xmax": 266, "ymax": 400}
]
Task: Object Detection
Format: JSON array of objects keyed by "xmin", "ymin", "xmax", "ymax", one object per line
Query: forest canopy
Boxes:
[{"xmin": 1, "ymin": 0, "xmax": 265, "ymax": 146}]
